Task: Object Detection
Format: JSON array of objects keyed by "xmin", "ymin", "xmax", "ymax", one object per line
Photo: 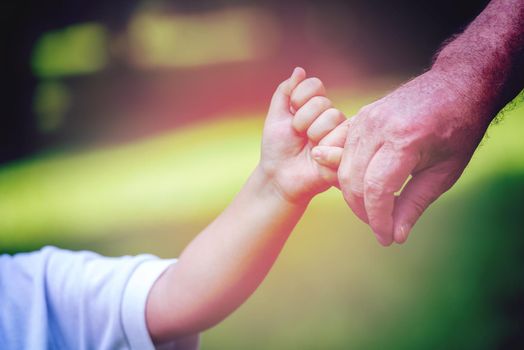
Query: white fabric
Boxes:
[{"xmin": 0, "ymin": 246, "xmax": 199, "ymax": 350}]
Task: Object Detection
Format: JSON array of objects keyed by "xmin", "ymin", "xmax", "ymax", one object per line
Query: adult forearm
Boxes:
[
  {"xmin": 146, "ymin": 166, "xmax": 306, "ymax": 342},
  {"xmin": 432, "ymin": 0, "xmax": 524, "ymax": 120}
]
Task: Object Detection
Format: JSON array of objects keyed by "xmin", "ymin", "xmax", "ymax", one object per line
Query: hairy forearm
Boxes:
[
  {"xmin": 146, "ymin": 166, "xmax": 306, "ymax": 343},
  {"xmin": 432, "ymin": 0, "xmax": 524, "ymax": 120}
]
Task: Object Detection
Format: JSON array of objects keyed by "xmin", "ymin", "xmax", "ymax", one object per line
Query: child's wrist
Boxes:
[{"xmin": 251, "ymin": 165, "xmax": 312, "ymax": 209}]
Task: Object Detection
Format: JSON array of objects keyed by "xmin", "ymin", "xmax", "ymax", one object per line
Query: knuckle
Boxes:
[
  {"xmin": 276, "ymin": 80, "xmax": 291, "ymax": 97},
  {"xmin": 292, "ymin": 116, "xmax": 305, "ymax": 132},
  {"xmin": 306, "ymin": 126, "xmax": 318, "ymax": 141},
  {"xmin": 345, "ymin": 117, "xmax": 356, "ymax": 131},
  {"xmin": 335, "ymin": 119, "xmax": 351, "ymax": 135},
  {"xmin": 323, "ymin": 107, "xmax": 338, "ymax": 117},
  {"xmin": 364, "ymin": 177, "xmax": 388, "ymax": 198},
  {"xmin": 389, "ymin": 139, "xmax": 421, "ymax": 164},
  {"xmin": 350, "ymin": 115, "xmax": 378, "ymax": 138},
  {"xmin": 306, "ymin": 77, "xmax": 325, "ymax": 92},
  {"xmin": 310, "ymin": 96, "xmax": 331, "ymax": 110},
  {"xmin": 388, "ymin": 121, "xmax": 418, "ymax": 142},
  {"xmin": 276, "ymin": 81, "xmax": 287, "ymax": 92},
  {"xmin": 366, "ymin": 107, "xmax": 381, "ymax": 120},
  {"xmin": 357, "ymin": 101, "xmax": 380, "ymax": 115},
  {"xmin": 326, "ymin": 108, "xmax": 345, "ymax": 122},
  {"xmin": 361, "ymin": 114, "xmax": 382, "ymax": 133},
  {"xmin": 346, "ymin": 134, "xmax": 359, "ymax": 148},
  {"xmin": 357, "ymin": 105, "xmax": 371, "ymax": 115},
  {"xmin": 348, "ymin": 115, "xmax": 361, "ymax": 129}
]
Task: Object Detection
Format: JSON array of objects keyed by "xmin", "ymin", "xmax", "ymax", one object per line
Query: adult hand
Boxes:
[
  {"xmin": 314, "ymin": 68, "xmax": 493, "ymax": 246},
  {"xmin": 314, "ymin": 0, "xmax": 523, "ymax": 246}
]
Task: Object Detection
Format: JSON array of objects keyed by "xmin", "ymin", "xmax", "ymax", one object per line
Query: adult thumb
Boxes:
[{"xmin": 393, "ymin": 167, "xmax": 456, "ymax": 244}]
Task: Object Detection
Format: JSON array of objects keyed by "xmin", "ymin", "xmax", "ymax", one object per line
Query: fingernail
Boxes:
[
  {"xmin": 397, "ymin": 224, "xmax": 411, "ymax": 243},
  {"xmin": 311, "ymin": 148, "xmax": 321, "ymax": 160}
]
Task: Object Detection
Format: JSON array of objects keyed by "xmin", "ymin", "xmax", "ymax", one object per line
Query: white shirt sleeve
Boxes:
[
  {"xmin": 121, "ymin": 258, "xmax": 175, "ymax": 350},
  {"xmin": 121, "ymin": 257, "xmax": 201, "ymax": 350},
  {"xmin": 0, "ymin": 246, "xmax": 199, "ymax": 350}
]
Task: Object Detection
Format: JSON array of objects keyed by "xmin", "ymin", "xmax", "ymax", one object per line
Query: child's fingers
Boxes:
[
  {"xmin": 318, "ymin": 118, "xmax": 352, "ymax": 147},
  {"xmin": 311, "ymin": 146, "xmax": 343, "ymax": 169},
  {"xmin": 290, "ymin": 77, "xmax": 326, "ymax": 112},
  {"xmin": 284, "ymin": 67, "xmax": 307, "ymax": 95},
  {"xmin": 269, "ymin": 67, "xmax": 306, "ymax": 117},
  {"xmin": 292, "ymin": 96, "xmax": 332, "ymax": 133},
  {"xmin": 306, "ymin": 108, "xmax": 346, "ymax": 143}
]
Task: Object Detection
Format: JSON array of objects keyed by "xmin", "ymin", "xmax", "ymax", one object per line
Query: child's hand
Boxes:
[
  {"xmin": 259, "ymin": 67, "xmax": 346, "ymax": 204},
  {"xmin": 146, "ymin": 69, "xmax": 347, "ymax": 341}
]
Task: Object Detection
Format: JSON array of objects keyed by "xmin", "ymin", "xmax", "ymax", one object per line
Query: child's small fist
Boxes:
[
  {"xmin": 259, "ymin": 68, "xmax": 347, "ymax": 204},
  {"xmin": 289, "ymin": 78, "xmax": 345, "ymax": 142}
]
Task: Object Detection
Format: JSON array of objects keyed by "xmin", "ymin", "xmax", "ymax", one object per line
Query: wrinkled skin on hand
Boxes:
[{"xmin": 321, "ymin": 69, "xmax": 492, "ymax": 245}]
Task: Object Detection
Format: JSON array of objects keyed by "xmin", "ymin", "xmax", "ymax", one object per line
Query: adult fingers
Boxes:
[
  {"xmin": 393, "ymin": 163, "xmax": 459, "ymax": 243},
  {"xmin": 348, "ymin": 138, "xmax": 381, "ymax": 196},
  {"xmin": 338, "ymin": 125, "xmax": 380, "ymax": 223},
  {"xmin": 269, "ymin": 67, "xmax": 306, "ymax": 118},
  {"xmin": 344, "ymin": 106, "xmax": 395, "ymax": 225},
  {"xmin": 292, "ymin": 96, "xmax": 332, "ymax": 133},
  {"xmin": 306, "ymin": 108, "xmax": 346, "ymax": 143},
  {"xmin": 363, "ymin": 146, "xmax": 418, "ymax": 246},
  {"xmin": 290, "ymin": 77, "xmax": 326, "ymax": 112},
  {"xmin": 347, "ymin": 193, "xmax": 368, "ymax": 224}
]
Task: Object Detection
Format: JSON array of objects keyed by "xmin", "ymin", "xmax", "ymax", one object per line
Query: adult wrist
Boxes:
[{"xmin": 429, "ymin": 61, "xmax": 498, "ymax": 126}]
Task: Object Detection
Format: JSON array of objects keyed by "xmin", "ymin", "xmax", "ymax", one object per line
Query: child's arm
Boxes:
[{"xmin": 145, "ymin": 68, "xmax": 346, "ymax": 344}]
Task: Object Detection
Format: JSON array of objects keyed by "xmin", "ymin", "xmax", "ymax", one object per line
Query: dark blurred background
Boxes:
[
  {"xmin": 1, "ymin": 0, "xmax": 491, "ymax": 163},
  {"xmin": 2, "ymin": 1, "xmax": 523, "ymax": 349}
]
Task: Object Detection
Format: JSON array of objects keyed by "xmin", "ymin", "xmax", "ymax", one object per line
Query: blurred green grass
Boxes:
[{"xmin": 0, "ymin": 87, "xmax": 523, "ymax": 349}]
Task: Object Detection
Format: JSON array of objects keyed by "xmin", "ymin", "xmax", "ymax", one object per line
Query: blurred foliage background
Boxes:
[{"xmin": 1, "ymin": 0, "xmax": 523, "ymax": 349}]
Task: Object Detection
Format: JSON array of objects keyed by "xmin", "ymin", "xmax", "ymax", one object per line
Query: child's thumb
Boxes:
[
  {"xmin": 311, "ymin": 146, "xmax": 343, "ymax": 169},
  {"xmin": 269, "ymin": 67, "xmax": 306, "ymax": 116}
]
